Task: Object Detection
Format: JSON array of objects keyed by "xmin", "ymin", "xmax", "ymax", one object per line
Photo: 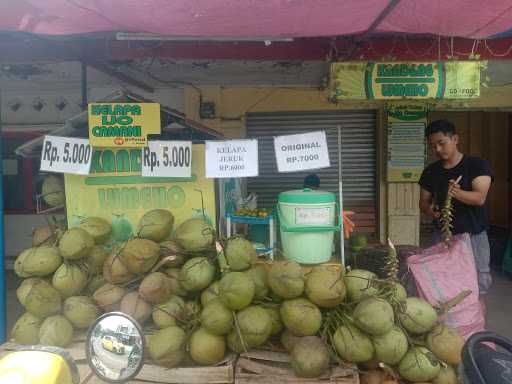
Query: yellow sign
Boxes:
[
  {"xmin": 387, "ymin": 103, "xmax": 426, "ymax": 182},
  {"xmin": 88, "ymin": 103, "xmax": 161, "ymax": 147},
  {"xmin": 64, "ymin": 145, "xmax": 216, "ymax": 243},
  {"xmin": 330, "ymin": 61, "xmax": 481, "ymax": 100}
]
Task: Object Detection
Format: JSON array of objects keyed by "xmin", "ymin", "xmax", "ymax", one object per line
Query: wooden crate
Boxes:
[
  {"xmin": 235, "ymin": 349, "xmax": 359, "ymax": 384},
  {"xmin": 0, "ymin": 339, "xmax": 236, "ymax": 384}
]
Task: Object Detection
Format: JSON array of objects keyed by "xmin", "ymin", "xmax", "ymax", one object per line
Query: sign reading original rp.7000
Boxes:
[{"xmin": 88, "ymin": 103, "xmax": 161, "ymax": 148}]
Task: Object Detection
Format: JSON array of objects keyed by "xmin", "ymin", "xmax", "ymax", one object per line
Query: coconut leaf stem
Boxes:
[{"xmin": 435, "ymin": 290, "xmax": 471, "ymax": 315}]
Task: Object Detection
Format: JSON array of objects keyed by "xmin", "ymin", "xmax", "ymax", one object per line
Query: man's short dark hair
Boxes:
[
  {"xmin": 426, "ymin": 119, "xmax": 457, "ymax": 137},
  {"xmin": 304, "ymin": 174, "xmax": 320, "ymax": 189}
]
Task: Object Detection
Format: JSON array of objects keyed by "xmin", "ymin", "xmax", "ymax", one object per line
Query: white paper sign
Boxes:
[
  {"xmin": 295, "ymin": 207, "xmax": 331, "ymax": 225},
  {"xmin": 205, "ymin": 140, "xmax": 259, "ymax": 178},
  {"xmin": 142, "ymin": 141, "xmax": 192, "ymax": 178},
  {"xmin": 274, "ymin": 131, "xmax": 330, "ymax": 172},
  {"xmin": 40, "ymin": 135, "xmax": 92, "ymax": 175}
]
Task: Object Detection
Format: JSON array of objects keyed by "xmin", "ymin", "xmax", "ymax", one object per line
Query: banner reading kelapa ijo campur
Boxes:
[
  {"xmin": 330, "ymin": 61, "xmax": 481, "ymax": 100},
  {"xmin": 64, "ymin": 144, "xmax": 216, "ymax": 243},
  {"xmin": 88, "ymin": 103, "xmax": 161, "ymax": 147}
]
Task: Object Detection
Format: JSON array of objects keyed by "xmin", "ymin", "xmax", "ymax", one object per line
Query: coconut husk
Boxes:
[
  {"xmin": 93, "ymin": 283, "xmax": 126, "ymax": 312},
  {"xmin": 120, "ymin": 238, "xmax": 160, "ymax": 274},
  {"xmin": 120, "ymin": 292, "xmax": 152, "ymax": 324},
  {"xmin": 139, "ymin": 272, "xmax": 173, "ymax": 304}
]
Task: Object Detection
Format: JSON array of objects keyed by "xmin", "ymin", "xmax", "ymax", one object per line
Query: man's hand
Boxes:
[{"xmin": 448, "ymin": 175, "xmax": 491, "ymax": 206}]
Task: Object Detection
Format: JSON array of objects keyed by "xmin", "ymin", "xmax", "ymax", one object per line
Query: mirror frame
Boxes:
[{"xmin": 86, "ymin": 311, "xmax": 145, "ymax": 383}]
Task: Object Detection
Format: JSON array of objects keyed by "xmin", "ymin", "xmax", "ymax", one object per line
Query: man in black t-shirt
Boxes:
[{"xmin": 418, "ymin": 119, "xmax": 494, "ymax": 297}]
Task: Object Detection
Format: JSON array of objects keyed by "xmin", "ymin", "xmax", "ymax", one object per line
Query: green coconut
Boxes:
[
  {"xmin": 291, "ymin": 336, "xmax": 330, "ymax": 378},
  {"xmin": 11, "ymin": 312, "xmax": 42, "ymax": 345},
  {"xmin": 426, "ymin": 324, "xmax": 464, "ymax": 365},
  {"xmin": 180, "ymin": 257, "xmax": 216, "ymax": 292},
  {"xmin": 17, "ymin": 278, "xmax": 45, "ymax": 307},
  {"xmin": 147, "ymin": 326, "xmax": 187, "ymax": 367},
  {"xmin": 189, "ymin": 327, "xmax": 226, "ymax": 365},
  {"xmin": 174, "ymin": 218, "xmax": 214, "ymax": 253},
  {"xmin": 344, "ymin": 269, "xmax": 378, "ymax": 302},
  {"xmin": 25, "ymin": 280, "xmax": 62, "ymax": 318},
  {"xmin": 432, "ymin": 365, "xmax": 458, "ymax": 384},
  {"xmin": 59, "ymin": 228, "xmax": 94, "ymax": 260},
  {"xmin": 92, "ymin": 283, "xmax": 126, "ymax": 312},
  {"xmin": 120, "ymin": 292, "xmax": 152, "ymax": 325},
  {"xmin": 264, "ymin": 306, "xmax": 283, "ymax": 335},
  {"xmin": 103, "ymin": 251, "xmax": 134, "ymax": 285},
  {"xmin": 281, "ymin": 330, "xmax": 302, "ymax": 353},
  {"xmin": 84, "ymin": 275, "xmax": 107, "ymax": 296},
  {"xmin": 230, "ymin": 305, "xmax": 272, "ymax": 351},
  {"xmin": 32, "ymin": 226, "xmax": 57, "ymax": 247},
  {"xmin": 372, "ymin": 326, "xmax": 409, "ymax": 365},
  {"xmin": 305, "ymin": 265, "xmax": 346, "ymax": 308},
  {"xmin": 52, "ymin": 262, "xmax": 89, "ymax": 298},
  {"xmin": 224, "ymin": 237, "xmax": 257, "ymax": 271},
  {"xmin": 280, "ymin": 298, "xmax": 322, "ymax": 336},
  {"xmin": 85, "ymin": 246, "xmax": 109, "ymax": 275},
  {"xmin": 201, "ymin": 300, "xmax": 233, "ymax": 335},
  {"xmin": 219, "ymin": 272, "xmax": 255, "ymax": 311},
  {"xmin": 152, "ymin": 295, "xmax": 186, "ymax": 328},
  {"xmin": 159, "ymin": 240, "xmax": 186, "ymax": 268},
  {"xmin": 165, "ymin": 267, "xmax": 187, "ymax": 297},
  {"xmin": 15, "ymin": 246, "xmax": 62, "ymax": 278},
  {"xmin": 63, "ymin": 296, "xmax": 100, "ymax": 329},
  {"xmin": 138, "ymin": 209, "xmax": 174, "ymax": 242},
  {"xmin": 41, "ymin": 175, "xmax": 65, "ymax": 207},
  {"xmin": 120, "ymin": 238, "xmax": 160, "ymax": 274},
  {"xmin": 268, "ymin": 260, "xmax": 304, "ymax": 299},
  {"xmin": 245, "ymin": 265, "xmax": 269, "ymax": 300},
  {"xmin": 39, "ymin": 315, "xmax": 74, "ymax": 347},
  {"xmin": 79, "ymin": 217, "xmax": 112, "ymax": 244},
  {"xmin": 398, "ymin": 347, "xmax": 441, "ymax": 383},
  {"xmin": 353, "ymin": 297, "xmax": 395, "ymax": 336},
  {"xmin": 398, "ymin": 297, "xmax": 438, "ymax": 334},
  {"xmin": 139, "ymin": 272, "xmax": 173, "ymax": 304},
  {"xmin": 333, "ymin": 323, "xmax": 375, "ymax": 363},
  {"xmin": 201, "ymin": 281, "xmax": 220, "ymax": 307}
]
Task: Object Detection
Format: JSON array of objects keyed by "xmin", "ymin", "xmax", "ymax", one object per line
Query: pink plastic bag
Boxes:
[{"xmin": 407, "ymin": 233, "xmax": 485, "ymax": 340}]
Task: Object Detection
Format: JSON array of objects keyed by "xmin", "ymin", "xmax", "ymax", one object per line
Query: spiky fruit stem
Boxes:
[{"xmin": 440, "ymin": 195, "xmax": 454, "ymax": 247}]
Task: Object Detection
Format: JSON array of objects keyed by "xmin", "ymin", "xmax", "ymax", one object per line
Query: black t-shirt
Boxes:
[{"xmin": 418, "ymin": 155, "xmax": 494, "ymax": 235}]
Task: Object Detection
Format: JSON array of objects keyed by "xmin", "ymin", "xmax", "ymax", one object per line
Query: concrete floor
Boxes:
[{"xmin": 4, "ymin": 267, "xmax": 512, "ymax": 340}]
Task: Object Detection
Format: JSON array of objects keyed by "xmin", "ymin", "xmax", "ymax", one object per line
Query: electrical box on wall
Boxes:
[{"xmin": 199, "ymin": 101, "xmax": 216, "ymax": 119}]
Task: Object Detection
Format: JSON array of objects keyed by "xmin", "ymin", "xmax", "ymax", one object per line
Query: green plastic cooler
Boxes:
[{"xmin": 277, "ymin": 188, "xmax": 340, "ymax": 264}]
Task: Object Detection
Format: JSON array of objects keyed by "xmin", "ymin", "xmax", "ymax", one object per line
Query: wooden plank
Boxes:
[
  {"xmin": 237, "ymin": 358, "xmax": 291, "ymax": 376},
  {"xmin": 135, "ymin": 362, "xmax": 234, "ymax": 384},
  {"xmin": 236, "ymin": 372, "xmax": 358, "ymax": 384},
  {"xmin": 240, "ymin": 349, "xmax": 290, "ymax": 363}
]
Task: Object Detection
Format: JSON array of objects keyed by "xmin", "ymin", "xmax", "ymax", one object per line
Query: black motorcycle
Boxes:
[{"xmin": 462, "ymin": 331, "xmax": 512, "ymax": 384}]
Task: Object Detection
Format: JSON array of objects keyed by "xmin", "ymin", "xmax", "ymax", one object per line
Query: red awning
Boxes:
[{"xmin": 1, "ymin": 0, "xmax": 512, "ymax": 39}]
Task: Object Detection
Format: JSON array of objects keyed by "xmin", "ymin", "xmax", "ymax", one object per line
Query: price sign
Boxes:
[
  {"xmin": 40, "ymin": 135, "xmax": 92, "ymax": 175},
  {"xmin": 205, "ymin": 139, "xmax": 259, "ymax": 178},
  {"xmin": 142, "ymin": 141, "xmax": 192, "ymax": 178},
  {"xmin": 274, "ymin": 131, "xmax": 330, "ymax": 172}
]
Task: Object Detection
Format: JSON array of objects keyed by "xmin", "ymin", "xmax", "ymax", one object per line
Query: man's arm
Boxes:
[
  {"xmin": 448, "ymin": 175, "xmax": 492, "ymax": 206},
  {"xmin": 420, "ymin": 188, "xmax": 440, "ymax": 219}
]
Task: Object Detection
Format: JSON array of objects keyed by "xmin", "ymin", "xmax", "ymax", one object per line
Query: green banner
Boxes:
[{"xmin": 330, "ymin": 61, "xmax": 480, "ymax": 100}]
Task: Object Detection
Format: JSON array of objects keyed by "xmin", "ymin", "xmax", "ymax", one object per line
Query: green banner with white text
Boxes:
[{"xmin": 330, "ymin": 61, "xmax": 481, "ymax": 100}]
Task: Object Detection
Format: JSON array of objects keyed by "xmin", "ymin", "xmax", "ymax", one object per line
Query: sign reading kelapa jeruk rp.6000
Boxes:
[{"xmin": 88, "ymin": 103, "xmax": 161, "ymax": 147}]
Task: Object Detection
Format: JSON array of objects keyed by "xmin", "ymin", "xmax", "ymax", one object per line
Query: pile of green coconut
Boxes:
[{"xmin": 12, "ymin": 203, "xmax": 466, "ymax": 382}]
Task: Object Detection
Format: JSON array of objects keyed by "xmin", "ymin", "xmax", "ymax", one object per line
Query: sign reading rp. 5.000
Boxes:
[{"xmin": 88, "ymin": 103, "xmax": 161, "ymax": 148}]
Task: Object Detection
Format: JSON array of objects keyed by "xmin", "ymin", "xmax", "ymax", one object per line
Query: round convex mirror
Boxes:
[{"xmin": 86, "ymin": 312, "xmax": 145, "ymax": 383}]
